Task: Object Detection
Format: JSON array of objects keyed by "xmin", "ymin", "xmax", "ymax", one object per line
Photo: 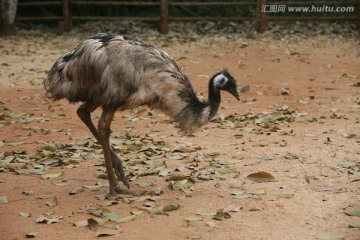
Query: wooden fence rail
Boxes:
[{"xmin": 14, "ymin": 0, "xmax": 360, "ymax": 34}]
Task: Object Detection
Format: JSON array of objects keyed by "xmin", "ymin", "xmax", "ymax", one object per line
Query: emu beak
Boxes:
[{"xmin": 228, "ymin": 88, "xmax": 240, "ymax": 101}]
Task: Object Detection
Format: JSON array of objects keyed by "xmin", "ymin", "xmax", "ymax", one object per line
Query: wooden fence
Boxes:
[{"xmin": 16, "ymin": 0, "xmax": 360, "ymax": 34}]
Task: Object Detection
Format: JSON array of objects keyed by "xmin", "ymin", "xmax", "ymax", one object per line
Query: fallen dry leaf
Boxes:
[
  {"xmin": 213, "ymin": 210, "xmax": 231, "ymax": 221},
  {"xmin": 245, "ymin": 171, "xmax": 277, "ymax": 183},
  {"xmin": 20, "ymin": 211, "xmax": 31, "ymax": 217},
  {"xmin": 69, "ymin": 186, "xmax": 84, "ymax": 195},
  {"xmin": 95, "ymin": 228, "xmax": 121, "ymax": 237},
  {"xmin": 73, "ymin": 219, "xmax": 89, "ymax": 227},
  {"xmin": 35, "ymin": 215, "xmax": 62, "ymax": 224},
  {"xmin": 116, "ymin": 215, "xmax": 136, "ymax": 223},
  {"xmin": 40, "ymin": 172, "xmax": 63, "ymax": 180},
  {"xmin": 25, "ymin": 232, "xmax": 39, "ymax": 238},
  {"xmin": 0, "ymin": 196, "xmax": 8, "ymax": 204},
  {"xmin": 46, "ymin": 196, "xmax": 57, "ymax": 207}
]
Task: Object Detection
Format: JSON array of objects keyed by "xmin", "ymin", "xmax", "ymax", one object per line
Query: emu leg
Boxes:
[
  {"xmin": 97, "ymin": 109, "xmax": 120, "ymax": 195},
  {"xmin": 77, "ymin": 103, "xmax": 129, "ymax": 189}
]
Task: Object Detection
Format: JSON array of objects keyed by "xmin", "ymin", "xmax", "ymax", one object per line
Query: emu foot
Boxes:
[
  {"xmin": 109, "ymin": 186, "xmax": 138, "ymax": 197},
  {"xmin": 111, "ymin": 154, "xmax": 130, "ymax": 189}
]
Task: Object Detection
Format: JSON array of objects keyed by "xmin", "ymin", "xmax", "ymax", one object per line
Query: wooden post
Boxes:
[
  {"xmin": 0, "ymin": 0, "xmax": 18, "ymax": 36},
  {"xmin": 62, "ymin": 0, "xmax": 71, "ymax": 32},
  {"xmin": 357, "ymin": 0, "xmax": 360, "ymax": 31},
  {"xmin": 160, "ymin": 0, "xmax": 169, "ymax": 34},
  {"xmin": 256, "ymin": 0, "xmax": 266, "ymax": 33}
]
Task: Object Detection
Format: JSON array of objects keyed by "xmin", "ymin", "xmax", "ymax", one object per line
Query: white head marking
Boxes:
[{"xmin": 213, "ymin": 73, "xmax": 228, "ymax": 88}]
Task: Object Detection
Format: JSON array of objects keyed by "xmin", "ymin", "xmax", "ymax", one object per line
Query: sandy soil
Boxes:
[{"xmin": 0, "ymin": 28, "xmax": 359, "ymax": 240}]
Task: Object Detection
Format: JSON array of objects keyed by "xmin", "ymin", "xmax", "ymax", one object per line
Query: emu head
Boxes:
[{"xmin": 212, "ymin": 70, "xmax": 240, "ymax": 100}]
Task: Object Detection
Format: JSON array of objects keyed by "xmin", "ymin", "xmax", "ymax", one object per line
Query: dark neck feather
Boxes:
[
  {"xmin": 207, "ymin": 78, "xmax": 221, "ymax": 119},
  {"xmin": 170, "ymin": 76, "xmax": 221, "ymax": 131}
]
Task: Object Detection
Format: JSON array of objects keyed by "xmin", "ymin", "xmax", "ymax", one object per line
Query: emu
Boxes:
[{"xmin": 45, "ymin": 33, "xmax": 239, "ymax": 196}]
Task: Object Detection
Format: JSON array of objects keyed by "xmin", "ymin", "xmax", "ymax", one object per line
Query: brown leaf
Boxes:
[
  {"xmin": 40, "ymin": 172, "xmax": 63, "ymax": 180},
  {"xmin": 245, "ymin": 171, "xmax": 277, "ymax": 183},
  {"xmin": 88, "ymin": 218, "xmax": 100, "ymax": 230},
  {"xmin": 95, "ymin": 228, "xmax": 120, "ymax": 237},
  {"xmin": 69, "ymin": 186, "xmax": 84, "ymax": 195},
  {"xmin": 0, "ymin": 196, "xmax": 8, "ymax": 204},
  {"xmin": 162, "ymin": 204, "xmax": 180, "ymax": 212},
  {"xmin": 73, "ymin": 219, "xmax": 89, "ymax": 227},
  {"xmin": 25, "ymin": 232, "xmax": 39, "ymax": 238},
  {"xmin": 166, "ymin": 175, "xmax": 189, "ymax": 182},
  {"xmin": 213, "ymin": 210, "xmax": 231, "ymax": 221},
  {"xmin": 35, "ymin": 216, "xmax": 62, "ymax": 224},
  {"xmin": 102, "ymin": 220, "xmax": 120, "ymax": 229},
  {"xmin": 46, "ymin": 197, "xmax": 57, "ymax": 207},
  {"xmin": 239, "ymin": 85, "xmax": 250, "ymax": 93}
]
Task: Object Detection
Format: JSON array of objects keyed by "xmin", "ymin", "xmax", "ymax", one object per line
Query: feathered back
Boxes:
[{"xmin": 45, "ymin": 33, "xmax": 210, "ymax": 131}]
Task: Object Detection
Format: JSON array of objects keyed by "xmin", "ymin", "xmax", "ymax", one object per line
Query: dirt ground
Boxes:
[{"xmin": 0, "ymin": 24, "xmax": 360, "ymax": 240}]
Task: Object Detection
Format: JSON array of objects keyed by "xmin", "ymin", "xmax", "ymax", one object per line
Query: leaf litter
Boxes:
[
  {"xmin": 0, "ymin": 105, "xmax": 316, "ymax": 237},
  {"xmin": 3, "ymin": 29, "xmax": 360, "ymax": 237}
]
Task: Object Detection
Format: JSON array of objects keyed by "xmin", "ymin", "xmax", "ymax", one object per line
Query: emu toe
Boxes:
[
  {"xmin": 110, "ymin": 186, "xmax": 138, "ymax": 196},
  {"xmin": 111, "ymin": 157, "xmax": 130, "ymax": 189}
]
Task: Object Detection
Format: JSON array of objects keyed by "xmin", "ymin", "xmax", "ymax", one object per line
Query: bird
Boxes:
[{"xmin": 44, "ymin": 33, "xmax": 240, "ymax": 196}]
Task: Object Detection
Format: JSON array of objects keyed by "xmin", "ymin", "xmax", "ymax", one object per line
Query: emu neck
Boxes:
[{"xmin": 207, "ymin": 79, "xmax": 221, "ymax": 119}]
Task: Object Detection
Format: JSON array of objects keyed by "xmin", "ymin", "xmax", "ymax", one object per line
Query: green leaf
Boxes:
[
  {"xmin": 316, "ymin": 236, "xmax": 344, "ymax": 240},
  {"xmin": 87, "ymin": 208, "xmax": 105, "ymax": 218},
  {"xmin": 196, "ymin": 211, "xmax": 216, "ymax": 216},
  {"xmin": 148, "ymin": 206, "xmax": 163, "ymax": 215},
  {"xmin": 5, "ymin": 163, "xmax": 26, "ymax": 169},
  {"xmin": 105, "ymin": 212, "xmax": 118, "ymax": 221},
  {"xmin": 349, "ymin": 221, "xmax": 360, "ymax": 228},
  {"xmin": 117, "ymin": 215, "xmax": 136, "ymax": 223},
  {"xmin": 20, "ymin": 211, "xmax": 31, "ymax": 217},
  {"xmin": 278, "ymin": 193, "xmax": 295, "ymax": 199},
  {"xmin": 212, "ymin": 210, "xmax": 231, "ymax": 221},
  {"xmin": 159, "ymin": 169, "xmax": 169, "ymax": 177},
  {"xmin": 185, "ymin": 217, "xmax": 202, "ymax": 222},
  {"xmin": 284, "ymin": 152, "xmax": 299, "ymax": 160},
  {"xmin": 233, "ymin": 194, "xmax": 252, "ymax": 199},
  {"xmin": 298, "ymin": 98, "xmax": 310, "ymax": 104},
  {"xmin": 344, "ymin": 209, "xmax": 360, "ymax": 217}
]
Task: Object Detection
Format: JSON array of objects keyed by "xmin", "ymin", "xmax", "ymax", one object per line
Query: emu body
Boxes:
[{"xmin": 45, "ymin": 33, "xmax": 239, "ymax": 195}]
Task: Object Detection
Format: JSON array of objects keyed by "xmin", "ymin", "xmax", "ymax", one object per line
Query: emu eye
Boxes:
[{"xmin": 220, "ymin": 78, "xmax": 225, "ymax": 84}]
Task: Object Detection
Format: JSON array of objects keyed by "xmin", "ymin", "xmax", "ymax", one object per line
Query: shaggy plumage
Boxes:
[{"xmin": 45, "ymin": 33, "xmax": 239, "ymax": 195}]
